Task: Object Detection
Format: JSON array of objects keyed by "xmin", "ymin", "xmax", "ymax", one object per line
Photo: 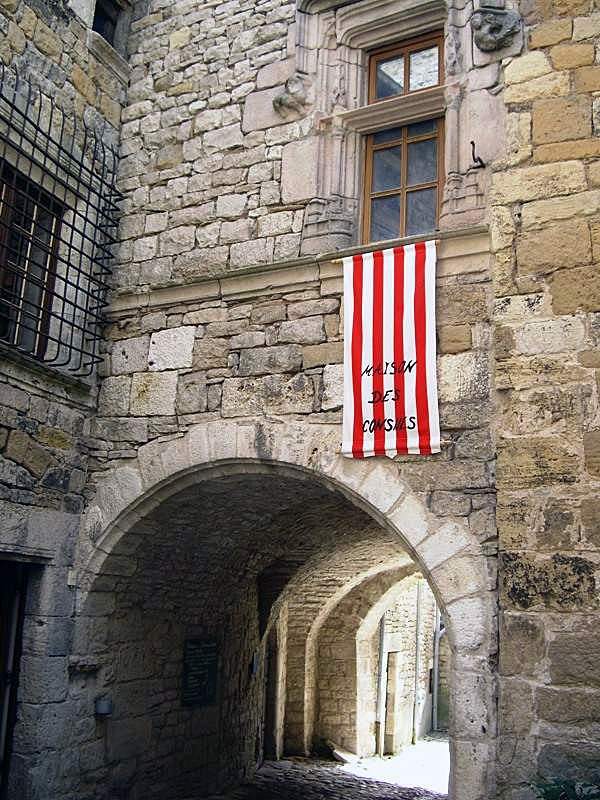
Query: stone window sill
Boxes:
[
  {"xmin": 321, "ymin": 85, "xmax": 445, "ymax": 134},
  {"xmin": 87, "ymin": 29, "xmax": 130, "ymax": 87}
]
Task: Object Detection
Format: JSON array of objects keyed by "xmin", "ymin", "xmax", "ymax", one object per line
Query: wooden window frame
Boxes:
[
  {"xmin": 363, "ymin": 33, "xmax": 445, "ymax": 244},
  {"xmin": 0, "ymin": 161, "xmax": 64, "ymax": 360},
  {"xmin": 363, "ymin": 119, "xmax": 444, "ymax": 244},
  {"xmin": 368, "ymin": 32, "xmax": 444, "ymax": 104}
]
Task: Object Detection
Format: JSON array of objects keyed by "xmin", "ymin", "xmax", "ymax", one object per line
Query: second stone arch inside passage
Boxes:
[{"xmin": 70, "ymin": 462, "xmax": 473, "ymax": 800}]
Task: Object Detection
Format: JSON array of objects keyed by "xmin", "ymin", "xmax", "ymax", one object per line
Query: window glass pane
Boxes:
[
  {"xmin": 406, "ymin": 188, "xmax": 437, "ymax": 235},
  {"xmin": 372, "ymin": 147, "xmax": 402, "ymax": 192},
  {"xmin": 370, "ymin": 195, "xmax": 401, "ymax": 242},
  {"xmin": 407, "ymin": 138, "xmax": 437, "ymax": 186},
  {"xmin": 373, "ymin": 127, "xmax": 403, "ymax": 145},
  {"xmin": 409, "ymin": 46, "xmax": 439, "ymax": 91},
  {"xmin": 376, "ymin": 56, "xmax": 404, "ymax": 99},
  {"xmin": 407, "ymin": 119, "xmax": 438, "ymax": 138}
]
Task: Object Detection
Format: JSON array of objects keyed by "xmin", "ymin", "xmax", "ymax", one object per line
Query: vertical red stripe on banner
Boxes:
[
  {"xmin": 351, "ymin": 254, "xmax": 365, "ymax": 458},
  {"xmin": 393, "ymin": 248, "xmax": 407, "ymax": 455},
  {"xmin": 414, "ymin": 242, "xmax": 431, "ymax": 455},
  {"xmin": 372, "ymin": 250, "xmax": 385, "ymax": 456}
]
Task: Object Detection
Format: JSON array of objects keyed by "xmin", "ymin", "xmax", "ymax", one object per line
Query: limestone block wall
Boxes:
[
  {"xmin": 0, "ymin": 1, "xmax": 129, "ymax": 795},
  {"xmin": 491, "ymin": 0, "xmax": 600, "ymax": 793}
]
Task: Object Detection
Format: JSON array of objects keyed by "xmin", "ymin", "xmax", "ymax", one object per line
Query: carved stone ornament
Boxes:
[
  {"xmin": 273, "ymin": 75, "xmax": 310, "ymax": 117},
  {"xmin": 471, "ymin": 8, "xmax": 521, "ymax": 52}
]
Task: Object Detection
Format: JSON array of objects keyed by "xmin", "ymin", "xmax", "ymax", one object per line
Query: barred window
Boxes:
[
  {"xmin": 0, "ymin": 66, "xmax": 120, "ymax": 377},
  {"xmin": 0, "ymin": 161, "xmax": 64, "ymax": 358}
]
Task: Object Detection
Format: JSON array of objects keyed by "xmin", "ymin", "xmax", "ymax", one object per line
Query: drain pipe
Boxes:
[
  {"xmin": 432, "ymin": 606, "xmax": 441, "ymax": 732},
  {"xmin": 411, "ymin": 580, "xmax": 423, "ymax": 745},
  {"xmin": 375, "ymin": 615, "xmax": 387, "ymax": 756}
]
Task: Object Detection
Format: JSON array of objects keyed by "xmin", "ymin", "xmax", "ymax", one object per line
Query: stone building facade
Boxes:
[{"xmin": 0, "ymin": 0, "xmax": 598, "ymax": 798}]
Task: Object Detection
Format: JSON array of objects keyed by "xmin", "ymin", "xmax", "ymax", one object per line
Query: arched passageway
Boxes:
[{"xmin": 66, "ymin": 421, "xmax": 496, "ymax": 800}]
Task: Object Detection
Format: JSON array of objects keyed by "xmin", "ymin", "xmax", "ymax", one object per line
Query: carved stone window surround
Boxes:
[{"xmin": 335, "ymin": 0, "xmax": 446, "ymax": 49}]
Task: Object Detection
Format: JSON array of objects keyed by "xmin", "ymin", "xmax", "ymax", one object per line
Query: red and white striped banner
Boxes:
[{"xmin": 342, "ymin": 240, "xmax": 440, "ymax": 458}]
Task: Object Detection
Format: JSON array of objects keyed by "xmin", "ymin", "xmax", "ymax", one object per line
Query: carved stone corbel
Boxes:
[
  {"xmin": 273, "ymin": 75, "xmax": 311, "ymax": 117},
  {"xmin": 470, "ymin": 7, "xmax": 521, "ymax": 52}
]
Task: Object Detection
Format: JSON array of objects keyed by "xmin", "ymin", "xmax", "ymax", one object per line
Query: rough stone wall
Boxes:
[
  {"xmin": 0, "ymin": 1, "xmax": 129, "ymax": 795},
  {"xmin": 315, "ymin": 568, "xmax": 416, "ymax": 754},
  {"xmin": 383, "ymin": 579, "xmax": 436, "ymax": 750},
  {"xmin": 491, "ymin": 0, "xmax": 600, "ymax": 793}
]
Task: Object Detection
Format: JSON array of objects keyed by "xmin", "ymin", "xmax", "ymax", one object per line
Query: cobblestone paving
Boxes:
[{"xmin": 206, "ymin": 758, "xmax": 447, "ymax": 800}]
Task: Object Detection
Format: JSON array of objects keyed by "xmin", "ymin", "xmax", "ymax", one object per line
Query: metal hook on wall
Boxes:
[{"xmin": 470, "ymin": 140, "xmax": 486, "ymax": 169}]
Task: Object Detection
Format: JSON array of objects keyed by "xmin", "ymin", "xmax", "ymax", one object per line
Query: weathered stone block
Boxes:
[
  {"xmin": 130, "ymin": 372, "xmax": 178, "ymax": 416},
  {"xmin": 549, "ymin": 266, "xmax": 600, "ymax": 314},
  {"xmin": 581, "ymin": 498, "xmax": 600, "ymax": 547},
  {"xmin": 504, "ymin": 51, "xmax": 551, "ymax": 84},
  {"xmin": 549, "ymin": 632, "xmax": 600, "ymax": 687},
  {"xmin": 322, "ymin": 364, "xmax": 343, "ymax": 411},
  {"xmin": 216, "ymin": 194, "xmax": 247, "ymax": 218},
  {"xmin": 230, "ymin": 238, "xmax": 270, "ymax": 267},
  {"xmin": 250, "ymin": 301, "xmax": 286, "ymax": 324},
  {"xmin": 148, "ymin": 326, "xmax": 195, "ymax": 371},
  {"xmin": 532, "ymin": 97, "xmax": 591, "ymax": 145},
  {"xmin": 288, "ymin": 299, "xmax": 338, "ymax": 320},
  {"xmin": 550, "ymin": 43, "xmax": 595, "ymax": 69},
  {"xmin": 229, "ymin": 331, "xmax": 265, "ymax": 349},
  {"xmin": 281, "ymin": 138, "xmax": 318, "ymax": 203},
  {"xmin": 242, "ymin": 86, "xmax": 285, "ymax": 132},
  {"xmin": 5, "ymin": 430, "xmax": 53, "ymax": 479},
  {"xmin": 159, "ymin": 226, "xmax": 195, "ymax": 256},
  {"xmin": 504, "ymin": 71, "xmax": 570, "ymax": 103},
  {"xmin": 98, "ymin": 376, "xmax": 132, "ymax": 416},
  {"xmin": 192, "ymin": 338, "xmax": 229, "ymax": 370},
  {"xmin": 279, "ymin": 317, "xmax": 325, "ymax": 345},
  {"xmin": 574, "ymin": 65, "xmax": 600, "ymax": 92},
  {"xmin": 238, "ymin": 345, "xmax": 302, "ymax": 376},
  {"xmin": 176, "ymin": 371, "xmax": 207, "ymax": 414},
  {"xmin": 438, "ymin": 324, "xmax": 472, "ymax": 354},
  {"xmin": 514, "ymin": 318, "xmax": 586, "ymax": 355},
  {"xmin": 264, "ymin": 373, "xmax": 315, "ymax": 414},
  {"xmin": 500, "ymin": 612, "xmax": 545, "ymax": 676},
  {"xmin": 439, "ymin": 352, "xmax": 489, "ymax": 403},
  {"xmin": 493, "ymin": 162, "xmax": 586, "ymax": 204},
  {"xmin": 204, "ymin": 123, "xmax": 243, "ymax": 152},
  {"xmin": 583, "ymin": 430, "xmax": 600, "ymax": 477},
  {"xmin": 497, "ymin": 437, "xmax": 578, "ymax": 489},
  {"xmin": 437, "ymin": 283, "xmax": 488, "ymax": 325},
  {"xmin": 501, "ymin": 552, "xmax": 595, "ymax": 610},
  {"xmin": 111, "ymin": 336, "xmax": 150, "ymax": 375},
  {"xmin": 538, "ymin": 741, "xmax": 600, "ymax": 783},
  {"xmin": 529, "ymin": 19, "xmax": 572, "ymax": 48},
  {"xmin": 222, "ymin": 377, "xmax": 265, "ymax": 417},
  {"xmin": 257, "ymin": 211, "xmax": 294, "ymax": 237},
  {"xmin": 302, "ymin": 342, "xmax": 343, "ymax": 368},
  {"xmin": 431, "ymin": 491, "xmax": 471, "ymax": 516}
]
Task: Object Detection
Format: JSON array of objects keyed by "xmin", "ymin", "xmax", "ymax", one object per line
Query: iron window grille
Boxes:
[{"xmin": 0, "ymin": 65, "xmax": 120, "ymax": 377}]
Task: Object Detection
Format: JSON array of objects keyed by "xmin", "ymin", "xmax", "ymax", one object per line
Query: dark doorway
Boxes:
[{"xmin": 0, "ymin": 561, "xmax": 29, "ymax": 799}]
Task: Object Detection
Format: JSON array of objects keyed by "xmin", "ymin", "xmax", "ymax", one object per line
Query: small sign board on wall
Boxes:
[{"xmin": 182, "ymin": 639, "xmax": 218, "ymax": 706}]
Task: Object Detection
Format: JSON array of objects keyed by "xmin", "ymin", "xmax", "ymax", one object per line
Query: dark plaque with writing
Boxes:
[{"xmin": 182, "ymin": 639, "xmax": 217, "ymax": 706}]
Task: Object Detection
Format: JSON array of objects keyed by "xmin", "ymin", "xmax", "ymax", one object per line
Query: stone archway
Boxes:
[{"xmin": 74, "ymin": 418, "xmax": 496, "ymax": 800}]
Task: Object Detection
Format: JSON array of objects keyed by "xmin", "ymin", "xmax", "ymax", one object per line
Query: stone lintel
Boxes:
[{"xmin": 323, "ymin": 86, "xmax": 446, "ymax": 135}]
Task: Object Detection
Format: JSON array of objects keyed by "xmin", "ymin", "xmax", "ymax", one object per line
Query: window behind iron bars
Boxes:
[{"xmin": 0, "ymin": 66, "xmax": 120, "ymax": 377}]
